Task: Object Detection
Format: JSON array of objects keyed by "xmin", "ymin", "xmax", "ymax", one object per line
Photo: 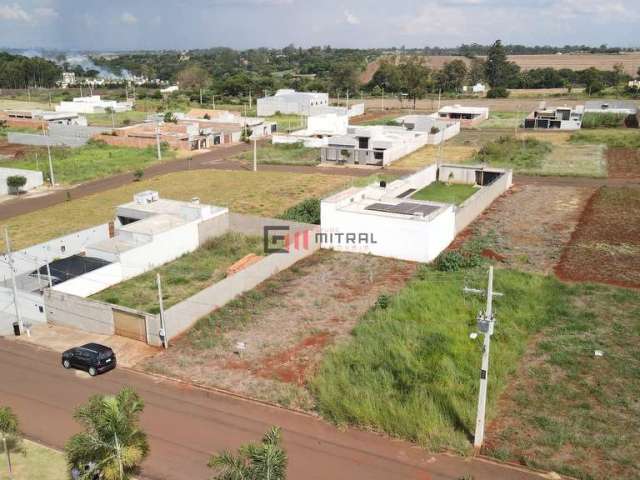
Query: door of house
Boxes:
[{"xmin": 113, "ymin": 308, "xmax": 147, "ymax": 342}]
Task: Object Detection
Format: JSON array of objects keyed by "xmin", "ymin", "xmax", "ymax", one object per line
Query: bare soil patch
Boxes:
[
  {"xmin": 555, "ymin": 186, "xmax": 640, "ymax": 289},
  {"xmin": 140, "ymin": 250, "xmax": 417, "ymax": 409},
  {"xmin": 607, "ymin": 148, "xmax": 640, "ymax": 179},
  {"xmin": 458, "ymin": 184, "xmax": 595, "ymax": 274}
]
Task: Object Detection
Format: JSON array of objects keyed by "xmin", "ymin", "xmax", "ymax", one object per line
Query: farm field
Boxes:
[
  {"xmin": 0, "ymin": 141, "xmax": 175, "ymax": 184},
  {"xmin": 0, "ymin": 440, "xmax": 67, "ymax": 480},
  {"xmin": 606, "ymin": 148, "xmax": 640, "ymax": 178},
  {"xmin": 555, "ymin": 187, "xmax": 640, "ymax": 289},
  {"xmin": 233, "ymin": 142, "xmax": 319, "ymax": 166},
  {"xmin": 91, "ymin": 233, "xmax": 263, "ymax": 313},
  {"xmin": 0, "ymin": 169, "xmax": 352, "ymax": 251},
  {"xmin": 140, "ymin": 250, "xmax": 417, "ymax": 409}
]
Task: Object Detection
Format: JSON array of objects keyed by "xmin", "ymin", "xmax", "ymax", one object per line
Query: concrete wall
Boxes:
[
  {"xmin": 348, "ymin": 103, "xmax": 365, "ymax": 117},
  {"xmin": 8, "ymin": 125, "xmax": 110, "ymax": 148},
  {"xmin": 0, "ymin": 287, "xmax": 46, "ymax": 334},
  {"xmin": 197, "ymin": 213, "xmax": 230, "ymax": 245},
  {"xmin": 454, "ymin": 170, "xmax": 513, "ymax": 234},
  {"xmin": 0, "ymin": 224, "xmax": 111, "ymax": 282},
  {"xmin": 45, "ymin": 289, "xmax": 115, "ymax": 335},
  {"xmin": 0, "ymin": 167, "xmax": 44, "ymax": 196},
  {"xmin": 229, "ymin": 213, "xmax": 313, "ymax": 237}
]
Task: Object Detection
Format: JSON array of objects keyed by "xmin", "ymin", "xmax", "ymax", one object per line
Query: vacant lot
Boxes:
[
  {"xmin": 556, "ymin": 187, "xmax": 640, "ymax": 289},
  {"xmin": 1, "ymin": 141, "xmax": 175, "ymax": 184},
  {"xmin": 412, "ymin": 181, "xmax": 477, "ymax": 205},
  {"xmin": 463, "ymin": 184, "xmax": 595, "ymax": 274},
  {"xmin": 140, "ymin": 250, "xmax": 416, "ymax": 409},
  {"xmin": 487, "ymin": 284, "xmax": 640, "ymax": 480},
  {"xmin": 0, "ymin": 169, "xmax": 351, "ymax": 251},
  {"xmin": 91, "ymin": 233, "xmax": 263, "ymax": 313},
  {"xmin": 233, "ymin": 142, "xmax": 319, "ymax": 166},
  {"xmin": 478, "ymin": 112, "xmax": 526, "ymax": 130},
  {"xmin": 312, "ymin": 267, "xmax": 573, "ymax": 453},
  {"xmin": 607, "ymin": 148, "xmax": 640, "ymax": 178},
  {"xmin": 389, "ymin": 144, "xmax": 476, "ymax": 170},
  {"xmin": 85, "ymin": 110, "xmax": 148, "ymax": 127},
  {"xmin": 0, "ymin": 440, "xmax": 67, "ymax": 480},
  {"xmin": 570, "ymin": 130, "xmax": 640, "ymax": 149}
]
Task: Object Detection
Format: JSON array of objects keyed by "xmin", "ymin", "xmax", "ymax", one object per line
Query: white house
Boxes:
[
  {"xmin": 438, "ymin": 105, "xmax": 489, "ymax": 126},
  {"xmin": 462, "ymin": 83, "xmax": 487, "ymax": 94},
  {"xmin": 321, "ymin": 164, "xmax": 512, "ymax": 263},
  {"xmin": 257, "ymin": 89, "xmax": 329, "ymax": 116},
  {"xmin": 394, "ymin": 114, "xmax": 461, "ymax": 145},
  {"xmin": 55, "ymin": 95, "xmax": 133, "ymax": 114},
  {"xmin": 272, "ymin": 109, "xmax": 349, "ymax": 147},
  {"xmin": 523, "ymin": 104, "xmax": 584, "ymax": 130},
  {"xmin": 161, "ymin": 85, "xmax": 179, "ymax": 94}
]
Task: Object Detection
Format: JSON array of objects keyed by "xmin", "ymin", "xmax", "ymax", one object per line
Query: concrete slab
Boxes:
[{"xmin": 7, "ymin": 323, "xmax": 158, "ymax": 368}]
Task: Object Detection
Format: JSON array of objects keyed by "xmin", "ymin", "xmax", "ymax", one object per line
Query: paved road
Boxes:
[{"xmin": 0, "ymin": 339, "xmax": 546, "ymax": 480}]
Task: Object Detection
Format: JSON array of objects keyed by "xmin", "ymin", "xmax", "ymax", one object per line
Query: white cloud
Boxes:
[
  {"xmin": 344, "ymin": 9, "xmax": 360, "ymax": 25},
  {"xmin": 120, "ymin": 11, "xmax": 138, "ymax": 24},
  {"xmin": 0, "ymin": 3, "xmax": 32, "ymax": 22}
]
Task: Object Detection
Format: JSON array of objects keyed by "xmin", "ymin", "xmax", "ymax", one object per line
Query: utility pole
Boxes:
[
  {"xmin": 156, "ymin": 273, "xmax": 168, "ymax": 349},
  {"xmin": 199, "ymin": 88, "xmax": 203, "ymax": 105},
  {"xmin": 155, "ymin": 120, "xmax": 162, "ymax": 161},
  {"xmin": 4, "ymin": 227, "xmax": 26, "ymax": 337},
  {"xmin": 253, "ymin": 136, "xmax": 257, "ymax": 172},
  {"xmin": 42, "ymin": 121, "xmax": 55, "ymax": 186},
  {"xmin": 437, "ymin": 89, "xmax": 442, "ymax": 111},
  {"xmin": 211, "ymin": 94, "xmax": 215, "ymax": 110},
  {"xmin": 48, "ymin": 90, "xmax": 52, "ymax": 109},
  {"xmin": 464, "ymin": 266, "xmax": 502, "ymax": 453},
  {"xmin": 346, "ymin": 89, "xmax": 350, "ymax": 110},
  {"xmin": 248, "ymin": 88, "xmax": 252, "ymax": 109},
  {"xmin": 3, "ymin": 434, "xmax": 12, "ymax": 478}
]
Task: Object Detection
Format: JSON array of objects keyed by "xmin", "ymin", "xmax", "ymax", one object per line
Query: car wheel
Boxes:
[
  {"xmin": 63, "ymin": 359, "xmax": 71, "ymax": 369},
  {"xmin": 88, "ymin": 367, "xmax": 97, "ymax": 377}
]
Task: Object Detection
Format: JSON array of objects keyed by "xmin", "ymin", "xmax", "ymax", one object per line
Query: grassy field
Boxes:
[
  {"xmin": 412, "ymin": 181, "xmax": 477, "ymax": 205},
  {"xmin": 478, "ymin": 112, "xmax": 525, "ymax": 130},
  {"xmin": 234, "ymin": 142, "xmax": 319, "ymax": 166},
  {"xmin": 0, "ymin": 125, "xmax": 43, "ymax": 140},
  {"xmin": 358, "ymin": 114, "xmax": 399, "ymax": 126},
  {"xmin": 1, "ymin": 141, "xmax": 175, "ymax": 184},
  {"xmin": 389, "ymin": 144, "xmax": 476, "ymax": 170},
  {"xmin": 487, "ymin": 284, "xmax": 640, "ymax": 480},
  {"xmin": 265, "ymin": 113, "xmax": 306, "ymax": 132},
  {"xmin": 312, "ymin": 267, "xmax": 572, "ymax": 453},
  {"xmin": 0, "ymin": 169, "xmax": 352, "ymax": 251},
  {"xmin": 0, "ymin": 440, "xmax": 67, "ymax": 480},
  {"xmin": 92, "ymin": 233, "xmax": 263, "ymax": 312},
  {"xmin": 85, "ymin": 110, "xmax": 149, "ymax": 127},
  {"xmin": 570, "ymin": 130, "xmax": 640, "ymax": 149}
]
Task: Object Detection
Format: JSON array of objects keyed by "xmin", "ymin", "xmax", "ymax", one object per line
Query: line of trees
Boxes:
[
  {"xmin": 1, "ymin": 388, "xmax": 288, "ymax": 480},
  {"xmin": 0, "ymin": 52, "xmax": 61, "ymax": 88}
]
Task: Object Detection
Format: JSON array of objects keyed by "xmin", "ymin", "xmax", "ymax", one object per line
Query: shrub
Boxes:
[
  {"xmin": 436, "ymin": 251, "xmax": 465, "ymax": 271},
  {"xmin": 375, "ymin": 294, "xmax": 391, "ymax": 310},
  {"xmin": 430, "ymin": 126, "xmax": 441, "ymax": 134},
  {"xmin": 122, "ymin": 118, "xmax": 132, "ymax": 126},
  {"xmin": 133, "ymin": 169, "xmax": 144, "ymax": 181},
  {"xmin": 6, "ymin": 175, "xmax": 27, "ymax": 194},
  {"xmin": 279, "ymin": 198, "xmax": 321, "ymax": 224},
  {"xmin": 486, "ymin": 87, "xmax": 510, "ymax": 98},
  {"xmin": 581, "ymin": 112, "xmax": 627, "ymax": 129}
]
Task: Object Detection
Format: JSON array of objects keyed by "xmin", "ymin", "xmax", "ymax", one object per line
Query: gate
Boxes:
[{"xmin": 113, "ymin": 308, "xmax": 147, "ymax": 342}]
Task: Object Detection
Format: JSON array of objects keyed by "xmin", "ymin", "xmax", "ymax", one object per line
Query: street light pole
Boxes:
[
  {"xmin": 42, "ymin": 121, "xmax": 54, "ymax": 186},
  {"xmin": 156, "ymin": 273, "xmax": 168, "ymax": 349},
  {"xmin": 4, "ymin": 227, "xmax": 26, "ymax": 337},
  {"xmin": 253, "ymin": 137, "xmax": 257, "ymax": 172}
]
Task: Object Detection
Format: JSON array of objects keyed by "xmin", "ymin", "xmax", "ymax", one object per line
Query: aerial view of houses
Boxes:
[{"xmin": 1, "ymin": 2, "xmax": 639, "ymax": 480}]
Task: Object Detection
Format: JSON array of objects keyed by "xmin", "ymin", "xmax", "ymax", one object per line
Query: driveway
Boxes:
[{"xmin": 0, "ymin": 339, "xmax": 554, "ymax": 480}]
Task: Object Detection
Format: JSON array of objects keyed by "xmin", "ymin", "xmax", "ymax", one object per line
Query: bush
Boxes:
[
  {"xmin": 430, "ymin": 126, "xmax": 441, "ymax": 134},
  {"xmin": 278, "ymin": 198, "xmax": 321, "ymax": 224},
  {"xmin": 6, "ymin": 175, "xmax": 27, "ymax": 194},
  {"xmin": 436, "ymin": 251, "xmax": 465, "ymax": 271},
  {"xmin": 133, "ymin": 169, "xmax": 144, "ymax": 181},
  {"xmin": 473, "ymin": 135, "xmax": 552, "ymax": 170},
  {"xmin": 375, "ymin": 294, "xmax": 391, "ymax": 310},
  {"xmin": 486, "ymin": 87, "xmax": 510, "ymax": 98},
  {"xmin": 581, "ymin": 112, "xmax": 627, "ymax": 129}
]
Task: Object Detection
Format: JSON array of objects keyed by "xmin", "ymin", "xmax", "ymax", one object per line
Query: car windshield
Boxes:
[{"xmin": 98, "ymin": 349, "xmax": 113, "ymax": 360}]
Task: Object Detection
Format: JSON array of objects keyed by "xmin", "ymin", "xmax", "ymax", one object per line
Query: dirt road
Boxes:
[{"xmin": 0, "ymin": 339, "xmax": 548, "ymax": 480}]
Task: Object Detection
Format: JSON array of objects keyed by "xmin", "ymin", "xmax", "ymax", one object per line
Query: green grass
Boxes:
[
  {"xmin": 91, "ymin": 232, "xmax": 263, "ymax": 313},
  {"xmin": 472, "ymin": 135, "xmax": 553, "ymax": 172},
  {"xmin": 478, "ymin": 112, "xmax": 526, "ymax": 130},
  {"xmin": 359, "ymin": 115, "xmax": 399, "ymax": 126},
  {"xmin": 0, "ymin": 440, "xmax": 67, "ymax": 480},
  {"xmin": 85, "ymin": 110, "xmax": 148, "ymax": 127},
  {"xmin": 570, "ymin": 130, "xmax": 640, "ymax": 149},
  {"xmin": 1, "ymin": 140, "xmax": 175, "ymax": 185},
  {"xmin": 0, "ymin": 125, "xmax": 43, "ymax": 140},
  {"xmin": 265, "ymin": 114, "xmax": 305, "ymax": 132},
  {"xmin": 235, "ymin": 142, "xmax": 319, "ymax": 166},
  {"xmin": 311, "ymin": 267, "xmax": 573, "ymax": 453},
  {"xmin": 581, "ymin": 112, "xmax": 629, "ymax": 129},
  {"xmin": 412, "ymin": 181, "xmax": 477, "ymax": 205}
]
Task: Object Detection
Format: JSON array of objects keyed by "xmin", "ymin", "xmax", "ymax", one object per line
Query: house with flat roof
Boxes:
[
  {"xmin": 321, "ymin": 164, "xmax": 512, "ymax": 262},
  {"xmin": 523, "ymin": 104, "xmax": 584, "ymax": 130},
  {"xmin": 55, "ymin": 95, "xmax": 133, "ymax": 114},
  {"xmin": 95, "ymin": 121, "xmax": 223, "ymax": 150},
  {"xmin": 438, "ymin": 105, "xmax": 489, "ymax": 126},
  {"xmin": 257, "ymin": 89, "xmax": 329, "ymax": 116},
  {"xmin": 1, "ymin": 109, "xmax": 88, "ymax": 128}
]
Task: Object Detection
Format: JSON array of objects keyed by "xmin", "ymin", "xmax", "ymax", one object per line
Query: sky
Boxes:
[{"xmin": 0, "ymin": 0, "xmax": 638, "ymax": 51}]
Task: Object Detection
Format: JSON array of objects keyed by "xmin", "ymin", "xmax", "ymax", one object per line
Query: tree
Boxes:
[
  {"xmin": 6, "ymin": 175, "xmax": 27, "ymax": 195},
  {"xmin": 399, "ymin": 56, "xmax": 431, "ymax": 109},
  {"xmin": 65, "ymin": 387, "xmax": 149, "ymax": 480},
  {"xmin": 209, "ymin": 426, "xmax": 287, "ymax": 480},
  {"xmin": 0, "ymin": 406, "xmax": 23, "ymax": 477},
  {"xmin": 437, "ymin": 60, "xmax": 468, "ymax": 92},
  {"xmin": 467, "ymin": 58, "xmax": 486, "ymax": 85},
  {"xmin": 329, "ymin": 62, "xmax": 360, "ymax": 96},
  {"xmin": 484, "ymin": 40, "xmax": 519, "ymax": 96},
  {"xmin": 176, "ymin": 65, "xmax": 210, "ymax": 90}
]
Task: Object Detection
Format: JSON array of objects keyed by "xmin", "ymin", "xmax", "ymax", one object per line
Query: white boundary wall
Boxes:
[
  {"xmin": 0, "ymin": 224, "xmax": 111, "ymax": 282},
  {"xmin": 0, "ymin": 287, "xmax": 46, "ymax": 334},
  {"xmin": 0, "ymin": 167, "xmax": 44, "ymax": 195}
]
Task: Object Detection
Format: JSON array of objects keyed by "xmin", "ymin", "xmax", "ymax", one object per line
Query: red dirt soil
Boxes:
[
  {"xmin": 607, "ymin": 148, "xmax": 640, "ymax": 179},
  {"xmin": 555, "ymin": 186, "xmax": 640, "ymax": 289}
]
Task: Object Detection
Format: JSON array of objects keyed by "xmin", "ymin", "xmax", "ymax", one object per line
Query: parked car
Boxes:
[{"xmin": 62, "ymin": 343, "xmax": 116, "ymax": 376}]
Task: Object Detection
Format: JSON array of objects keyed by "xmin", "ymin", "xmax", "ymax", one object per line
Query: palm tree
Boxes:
[
  {"xmin": 209, "ymin": 426, "xmax": 287, "ymax": 480},
  {"xmin": 0, "ymin": 406, "xmax": 23, "ymax": 478},
  {"xmin": 65, "ymin": 387, "xmax": 149, "ymax": 480}
]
